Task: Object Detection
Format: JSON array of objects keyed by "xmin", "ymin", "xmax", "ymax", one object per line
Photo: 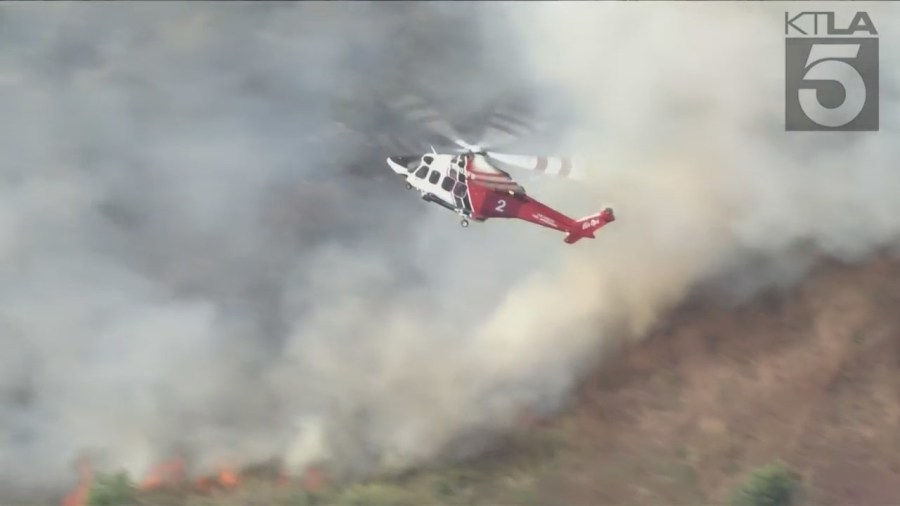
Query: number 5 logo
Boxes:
[{"xmin": 797, "ymin": 44, "xmax": 866, "ymax": 127}]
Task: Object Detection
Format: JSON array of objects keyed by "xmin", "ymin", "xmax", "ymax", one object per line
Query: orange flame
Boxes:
[
  {"xmin": 193, "ymin": 465, "xmax": 242, "ymax": 492},
  {"xmin": 60, "ymin": 458, "xmax": 93, "ymax": 506},
  {"xmin": 217, "ymin": 466, "xmax": 239, "ymax": 488},
  {"xmin": 139, "ymin": 457, "xmax": 186, "ymax": 490},
  {"xmin": 62, "ymin": 454, "xmax": 327, "ymax": 505}
]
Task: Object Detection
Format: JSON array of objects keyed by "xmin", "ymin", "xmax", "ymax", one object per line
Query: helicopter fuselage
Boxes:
[
  {"xmin": 387, "ymin": 153, "xmax": 475, "ymax": 219},
  {"xmin": 384, "ymin": 151, "xmax": 613, "ymax": 242}
]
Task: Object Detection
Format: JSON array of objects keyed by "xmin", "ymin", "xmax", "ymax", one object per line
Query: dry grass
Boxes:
[
  {"xmin": 546, "ymin": 256, "xmax": 900, "ymax": 505},
  {"xmin": 72, "ymin": 256, "xmax": 900, "ymax": 506}
]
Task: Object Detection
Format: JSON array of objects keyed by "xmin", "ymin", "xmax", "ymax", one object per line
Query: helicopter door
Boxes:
[
  {"xmin": 448, "ymin": 168, "xmax": 464, "ymax": 210},
  {"xmin": 452, "ymin": 179, "xmax": 471, "ymax": 214},
  {"xmin": 440, "ymin": 175, "xmax": 455, "ymax": 193},
  {"xmin": 452, "ymin": 168, "xmax": 472, "ymax": 213}
]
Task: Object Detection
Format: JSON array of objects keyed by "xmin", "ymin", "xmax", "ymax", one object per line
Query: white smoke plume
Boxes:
[
  {"xmin": 466, "ymin": 0, "xmax": 900, "ymax": 426},
  {"xmin": 2, "ymin": 1, "xmax": 899, "ymax": 502}
]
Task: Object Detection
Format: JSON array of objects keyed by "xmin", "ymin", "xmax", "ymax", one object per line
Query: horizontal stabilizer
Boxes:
[{"xmin": 564, "ymin": 208, "xmax": 615, "ymax": 244}]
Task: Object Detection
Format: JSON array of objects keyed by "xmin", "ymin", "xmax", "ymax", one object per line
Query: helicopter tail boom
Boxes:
[{"xmin": 468, "ymin": 183, "xmax": 614, "ymax": 244}]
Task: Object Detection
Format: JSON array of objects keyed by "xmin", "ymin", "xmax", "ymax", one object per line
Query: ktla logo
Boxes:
[{"xmin": 785, "ymin": 11, "xmax": 879, "ymax": 131}]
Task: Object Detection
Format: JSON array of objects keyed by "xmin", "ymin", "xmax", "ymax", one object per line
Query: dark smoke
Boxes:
[{"xmin": 0, "ymin": 2, "xmax": 552, "ymax": 500}]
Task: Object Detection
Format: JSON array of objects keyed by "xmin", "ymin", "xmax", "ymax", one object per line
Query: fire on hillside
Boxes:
[{"xmin": 60, "ymin": 456, "xmax": 329, "ymax": 506}]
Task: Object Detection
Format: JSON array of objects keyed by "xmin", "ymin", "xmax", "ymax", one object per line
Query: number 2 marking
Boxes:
[{"xmin": 495, "ymin": 199, "xmax": 506, "ymax": 213}]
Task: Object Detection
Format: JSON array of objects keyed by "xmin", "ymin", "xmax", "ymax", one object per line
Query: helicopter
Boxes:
[{"xmin": 383, "ymin": 95, "xmax": 615, "ymax": 244}]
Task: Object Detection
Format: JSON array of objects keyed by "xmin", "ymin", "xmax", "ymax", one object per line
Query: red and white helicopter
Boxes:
[{"xmin": 383, "ymin": 95, "xmax": 615, "ymax": 244}]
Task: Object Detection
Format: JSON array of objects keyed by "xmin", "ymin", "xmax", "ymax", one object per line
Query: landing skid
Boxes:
[
  {"xmin": 422, "ymin": 193, "xmax": 458, "ymax": 213},
  {"xmin": 420, "ymin": 193, "xmax": 471, "ymax": 229}
]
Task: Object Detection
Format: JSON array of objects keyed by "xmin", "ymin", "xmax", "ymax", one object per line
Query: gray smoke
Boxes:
[
  {"xmin": 0, "ymin": 2, "xmax": 539, "ymax": 500},
  {"xmin": 2, "ymin": 1, "xmax": 899, "ymax": 502}
]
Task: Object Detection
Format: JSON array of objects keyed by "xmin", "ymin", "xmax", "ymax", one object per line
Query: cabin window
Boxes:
[
  {"xmin": 453, "ymin": 183, "xmax": 467, "ymax": 198},
  {"xmin": 449, "ymin": 168, "xmax": 458, "ymax": 180},
  {"xmin": 428, "ymin": 170, "xmax": 441, "ymax": 185},
  {"xmin": 441, "ymin": 176, "xmax": 454, "ymax": 192},
  {"xmin": 423, "ymin": 155, "xmax": 434, "ymax": 165},
  {"xmin": 415, "ymin": 165, "xmax": 429, "ymax": 179},
  {"xmin": 458, "ymin": 172, "xmax": 466, "ymax": 182}
]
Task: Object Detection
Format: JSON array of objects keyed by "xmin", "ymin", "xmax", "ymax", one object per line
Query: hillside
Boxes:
[
  {"xmin": 65, "ymin": 255, "xmax": 900, "ymax": 506},
  {"xmin": 539, "ymin": 254, "xmax": 900, "ymax": 505}
]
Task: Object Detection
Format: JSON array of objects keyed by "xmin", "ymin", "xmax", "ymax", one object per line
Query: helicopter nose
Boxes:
[{"xmin": 386, "ymin": 156, "xmax": 415, "ymax": 174}]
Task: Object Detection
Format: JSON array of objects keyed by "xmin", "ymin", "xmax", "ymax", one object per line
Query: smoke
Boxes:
[
  {"xmin": 469, "ymin": 0, "xmax": 900, "ymax": 424},
  {"xmin": 502, "ymin": 2, "xmax": 900, "ymax": 308},
  {"xmin": 469, "ymin": 0, "xmax": 900, "ymax": 413},
  {"xmin": 2, "ymin": 1, "xmax": 899, "ymax": 502},
  {"xmin": 0, "ymin": 1, "xmax": 525, "ymax": 498}
]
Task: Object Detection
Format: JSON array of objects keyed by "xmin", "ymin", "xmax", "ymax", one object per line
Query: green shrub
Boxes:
[
  {"xmin": 428, "ymin": 466, "xmax": 479, "ymax": 501},
  {"xmin": 335, "ymin": 482, "xmax": 415, "ymax": 506},
  {"xmin": 87, "ymin": 472, "xmax": 136, "ymax": 506},
  {"xmin": 730, "ymin": 462, "xmax": 802, "ymax": 506}
]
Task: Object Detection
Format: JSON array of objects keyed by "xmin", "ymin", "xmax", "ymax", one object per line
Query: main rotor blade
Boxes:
[
  {"xmin": 376, "ymin": 132, "xmax": 425, "ymax": 155},
  {"xmin": 483, "ymin": 152, "xmax": 582, "ymax": 179},
  {"xmin": 476, "ymin": 102, "xmax": 546, "ymax": 152},
  {"xmin": 387, "ymin": 94, "xmax": 469, "ymax": 150}
]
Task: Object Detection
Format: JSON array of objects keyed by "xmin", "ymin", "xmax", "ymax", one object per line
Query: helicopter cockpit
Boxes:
[
  {"xmin": 414, "ymin": 155, "xmax": 434, "ymax": 179},
  {"xmin": 415, "ymin": 155, "xmax": 469, "ymax": 203},
  {"xmin": 410, "ymin": 155, "xmax": 439, "ymax": 184},
  {"xmin": 386, "ymin": 152, "xmax": 473, "ymax": 215}
]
